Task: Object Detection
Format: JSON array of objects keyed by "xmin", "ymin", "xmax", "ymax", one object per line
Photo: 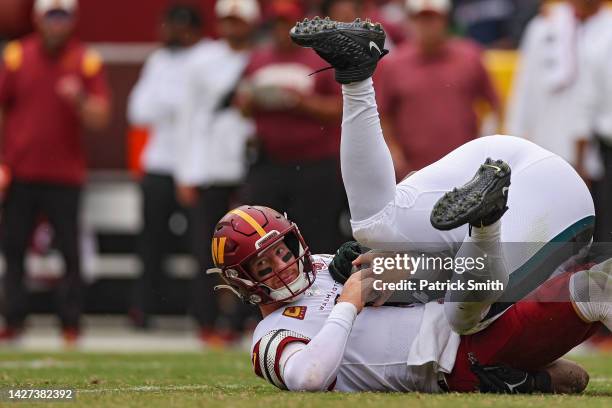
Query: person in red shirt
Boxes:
[
  {"xmin": 375, "ymin": 0, "xmax": 500, "ymax": 179},
  {"xmin": 0, "ymin": 0, "xmax": 110, "ymax": 345},
  {"xmin": 236, "ymin": 0, "xmax": 345, "ymax": 253}
]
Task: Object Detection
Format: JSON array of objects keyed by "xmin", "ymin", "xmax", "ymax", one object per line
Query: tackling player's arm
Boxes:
[{"xmin": 253, "ymin": 271, "xmax": 372, "ymax": 391}]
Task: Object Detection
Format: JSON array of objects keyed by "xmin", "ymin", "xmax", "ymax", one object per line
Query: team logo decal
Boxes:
[
  {"xmin": 211, "ymin": 237, "xmax": 226, "ymax": 265},
  {"xmin": 282, "ymin": 306, "xmax": 307, "ymax": 320}
]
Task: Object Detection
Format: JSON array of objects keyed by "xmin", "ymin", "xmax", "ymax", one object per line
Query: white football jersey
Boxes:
[{"xmin": 251, "ymin": 255, "xmax": 460, "ymax": 392}]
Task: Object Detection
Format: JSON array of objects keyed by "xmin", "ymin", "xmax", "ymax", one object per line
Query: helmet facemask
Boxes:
[{"xmin": 208, "ymin": 225, "xmax": 315, "ymax": 305}]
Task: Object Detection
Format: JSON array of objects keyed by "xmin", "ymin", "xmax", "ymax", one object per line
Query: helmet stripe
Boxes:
[
  {"xmin": 230, "ymin": 209, "xmax": 267, "ymax": 237},
  {"xmin": 211, "ymin": 238, "xmax": 219, "ymax": 265},
  {"xmin": 217, "ymin": 237, "xmax": 226, "ymax": 264}
]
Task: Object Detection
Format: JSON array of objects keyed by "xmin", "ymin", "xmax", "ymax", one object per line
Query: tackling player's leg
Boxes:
[
  {"xmin": 290, "ymin": 17, "xmax": 400, "ymax": 237},
  {"xmin": 430, "ymin": 159, "xmax": 512, "ymax": 334}
]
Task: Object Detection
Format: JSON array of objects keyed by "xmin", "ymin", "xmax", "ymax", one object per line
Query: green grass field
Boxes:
[{"xmin": 0, "ymin": 351, "xmax": 611, "ymax": 408}]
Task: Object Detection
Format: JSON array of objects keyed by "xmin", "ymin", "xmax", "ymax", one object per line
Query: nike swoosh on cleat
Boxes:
[
  {"xmin": 483, "ymin": 164, "xmax": 502, "ymax": 172},
  {"xmin": 505, "ymin": 375, "xmax": 528, "ymax": 393},
  {"xmin": 369, "ymin": 41, "xmax": 381, "ymax": 55}
]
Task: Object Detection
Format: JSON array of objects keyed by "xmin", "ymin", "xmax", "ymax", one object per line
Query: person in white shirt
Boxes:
[
  {"xmin": 206, "ymin": 205, "xmax": 610, "ymax": 393},
  {"xmin": 573, "ymin": 5, "xmax": 612, "ymax": 243},
  {"xmin": 173, "ymin": 0, "xmax": 259, "ymax": 344},
  {"xmin": 506, "ymin": 0, "xmax": 612, "ymax": 182},
  {"xmin": 127, "ymin": 4, "xmax": 203, "ymax": 328}
]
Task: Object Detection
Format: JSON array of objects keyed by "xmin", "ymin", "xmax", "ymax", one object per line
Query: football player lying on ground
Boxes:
[
  {"xmin": 208, "ymin": 205, "xmax": 611, "ymax": 393},
  {"xmin": 289, "ymin": 17, "xmax": 596, "ymax": 336}
]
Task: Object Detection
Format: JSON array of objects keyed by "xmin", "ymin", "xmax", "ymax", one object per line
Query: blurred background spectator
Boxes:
[
  {"xmin": 236, "ymin": 0, "xmax": 345, "ymax": 253},
  {"xmin": 321, "ymin": 0, "xmax": 365, "ymax": 21},
  {"xmin": 450, "ymin": 0, "xmax": 540, "ymax": 48},
  {"xmin": 174, "ymin": 0, "xmax": 259, "ymax": 346},
  {"xmin": 375, "ymin": 0, "xmax": 501, "ymax": 179},
  {"xmin": 319, "ymin": 0, "xmax": 407, "ymax": 45},
  {"xmin": 507, "ymin": 0, "xmax": 609, "ymax": 173},
  {"xmin": 0, "ymin": 0, "xmax": 110, "ymax": 344},
  {"xmin": 127, "ymin": 4, "xmax": 204, "ymax": 329},
  {"xmin": 570, "ymin": 1, "xmax": 612, "ymax": 242},
  {"xmin": 363, "ymin": 0, "xmax": 409, "ymax": 45},
  {"xmin": 506, "ymin": 0, "xmax": 612, "ymax": 242}
]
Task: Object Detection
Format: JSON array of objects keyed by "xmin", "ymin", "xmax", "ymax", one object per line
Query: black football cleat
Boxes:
[
  {"xmin": 289, "ymin": 16, "xmax": 388, "ymax": 84},
  {"xmin": 430, "ymin": 158, "xmax": 511, "ymax": 231},
  {"xmin": 468, "ymin": 353, "xmax": 553, "ymax": 394}
]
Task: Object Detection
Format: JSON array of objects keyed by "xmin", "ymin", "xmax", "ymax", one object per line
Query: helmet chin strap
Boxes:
[{"xmin": 266, "ymin": 271, "xmax": 309, "ymax": 302}]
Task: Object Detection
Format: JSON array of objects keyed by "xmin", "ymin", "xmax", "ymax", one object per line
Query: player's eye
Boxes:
[{"xmin": 255, "ymin": 258, "xmax": 268, "ymax": 267}]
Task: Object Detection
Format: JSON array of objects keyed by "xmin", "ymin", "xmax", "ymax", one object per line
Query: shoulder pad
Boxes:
[
  {"xmin": 82, "ymin": 48, "xmax": 103, "ymax": 78},
  {"xmin": 2, "ymin": 41, "xmax": 23, "ymax": 71}
]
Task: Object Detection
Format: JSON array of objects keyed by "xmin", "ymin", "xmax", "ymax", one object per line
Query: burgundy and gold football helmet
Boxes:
[{"xmin": 207, "ymin": 205, "xmax": 315, "ymax": 305}]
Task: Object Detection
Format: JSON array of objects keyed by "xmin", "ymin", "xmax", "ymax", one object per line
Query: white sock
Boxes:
[
  {"xmin": 470, "ymin": 219, "xmax": 502, "ymax": 242},
  {"xmin": 445, "ymin": 220, "xmax": 509, "ymax": 334},
  {"xmin": 464, "ymin": 220, "xmax": 504, "ymax": 273},
  {"xmin": 456, "ymin": 220, "xmax": 507, "ymax": 284}
]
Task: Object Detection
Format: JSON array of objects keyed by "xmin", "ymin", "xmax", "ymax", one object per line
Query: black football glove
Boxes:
[
  {"xmin": 468, "ymin": 353, "xmax": 552, "ymax": 394},
  {"xmin": 328, "ymin": 241, "xmax": 369, "ymax": 284}
]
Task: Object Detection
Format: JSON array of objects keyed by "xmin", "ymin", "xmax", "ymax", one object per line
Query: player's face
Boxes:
[{"xmin": 248, "ymin": 241, "xmax": 299, "ymax": 290}]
